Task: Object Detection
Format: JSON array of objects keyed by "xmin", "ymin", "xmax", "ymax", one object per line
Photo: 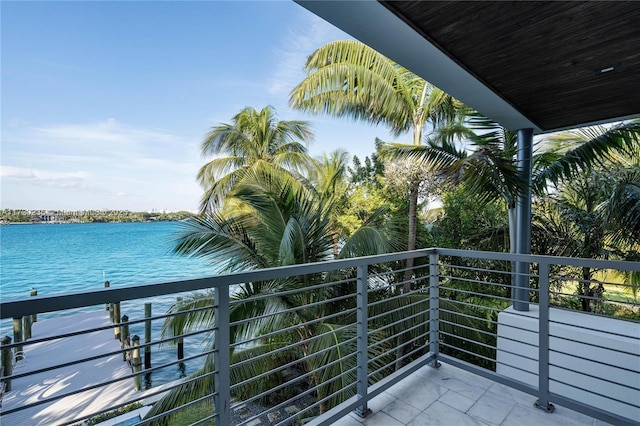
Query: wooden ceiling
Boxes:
[
  {"xmin": 297, "ymin": 1, "xmax": 640, "ymax": 133},
  {"xmin": 380, "ymin": 1, "xmax": 640, "ymax": 132}
]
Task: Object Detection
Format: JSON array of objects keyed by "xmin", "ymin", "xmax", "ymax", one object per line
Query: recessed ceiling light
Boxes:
[{"xmin": 595, "ymin": 63, "xmax": 622, "ymax": 75}]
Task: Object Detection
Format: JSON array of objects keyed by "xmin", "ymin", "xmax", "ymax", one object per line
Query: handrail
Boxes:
[
  {"xmin": 0, "ymin": 249, "xmax": 638, "ymax": 426},
  {"xmin": 0, "ymin": 249, "xmax": 437, "ymax": 319}
]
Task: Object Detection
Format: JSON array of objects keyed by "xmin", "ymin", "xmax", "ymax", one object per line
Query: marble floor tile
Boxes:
[
  {"xmin": 438, "ymin": 389, "xmax": 477, "ymax": 413},
  {"xmin": 359, "ymin": 411, "xmax": 405, "ymax": 426},
  {"xmin": 309, "ymin": 363, "xmax": 612, "ymax": 426},
  {"xmin": 408, "ymin": 401, "xmax": 491, "ymax": 426},
  {"xmin": 466, "ymin": 389, "xmax": 516, "ymax": 425},
  {"xmin": 381, "ymin": 398, "xmax": 422, "ymax": 424}
]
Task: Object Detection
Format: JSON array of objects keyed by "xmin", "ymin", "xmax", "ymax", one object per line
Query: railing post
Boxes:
[
  {"xmin": 535, "ymin": 262, "xmax": 554, "ymax": 412},
  {"xmin": 144, "ymin": 303, "xmax": 152, "ymax": 369},
  {"xmin": 214, "ymin": 286, "xmax": 231, "ymax": 425},
  {"xmin": 355, "ymin": 264, "xmax": 371, "ymax": 417},
  {"xmin": 176, "ymin": 297, "xmax": 184, "ymax": 360},
  {"xmin": 429, "ymin": 252, "xmax": 440, "ymax": 368}
]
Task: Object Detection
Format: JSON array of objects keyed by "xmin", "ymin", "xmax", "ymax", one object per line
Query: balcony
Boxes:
[
  {"xmin": 327, "ymin": 363, "xmax": 604, "ymax": 426},
  {"xmin": 1, "ymin": 249, "xmax": 638, "ymax": 426}
]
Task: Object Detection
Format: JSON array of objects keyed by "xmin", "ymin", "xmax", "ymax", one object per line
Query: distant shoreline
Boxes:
[
  {"xmin": 0, "ymin": 209, "xmax": 196, "ymax": 224},
  {"xmin": 1, "ymin": 220, "xmax": 181, "ymax": 225}
]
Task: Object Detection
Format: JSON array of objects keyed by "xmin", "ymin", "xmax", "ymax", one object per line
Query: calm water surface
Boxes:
[{"xmin": 0, "ymin": 221, "xmax": 218, "ymax": 385}]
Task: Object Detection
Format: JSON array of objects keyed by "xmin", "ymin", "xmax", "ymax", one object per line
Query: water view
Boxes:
[{"xmin": 0, "ymin": 221, "xmax": 217, "ymax": 384}]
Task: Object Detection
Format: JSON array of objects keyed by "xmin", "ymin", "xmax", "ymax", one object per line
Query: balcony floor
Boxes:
[{"xmin": 331, "ymin": 363, "xmax": 612, "ymax": 426}]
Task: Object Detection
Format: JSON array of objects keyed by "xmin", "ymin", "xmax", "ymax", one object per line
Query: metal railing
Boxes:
[{"xmin": 1, "ymin": 249, "xmax": 638, "ymax": 426}]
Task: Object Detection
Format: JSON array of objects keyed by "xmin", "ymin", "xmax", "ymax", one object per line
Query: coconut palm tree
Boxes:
[
  {"xmin": 533, "ymin": 167, "xmax": 634, "ymax": 311},
  {"xmin": 533, "ymin": 124, "xmax": 640, "ymax": 308},
  {"xmin": 306, "ymin": 150, "xmax": 351, "ymax": 257},
  {"xmin": 290, "ymin": 39, "xmax": 463, "ymax": 290},
  {"xmin": 145, "ymin": 165, "xmax": 397, "ymax": 422},
  {"xmin": 386, "ymin": 117, "xmax": 640, "ymax": 255},
  {"xmin": 385, "ymin": 114, "xmax": 523, "ymax": 256},
  {"xmin": 197, "ymin": 105, "xmax": 314, "ymax": 212}
]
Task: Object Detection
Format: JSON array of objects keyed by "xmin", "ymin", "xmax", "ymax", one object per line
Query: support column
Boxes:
[{"xmin": 514, "ymin": 128, "xmax": 533, "ymax": 311}]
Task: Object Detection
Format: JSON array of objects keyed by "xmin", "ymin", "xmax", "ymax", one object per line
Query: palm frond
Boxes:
[
  {"xmin": 160, "ymin": 291, "xmax": 216, "ymax": 344},
  {"xmin": 172, "ymin": 213, "xmax": 270, "ymax": 271},
  {"xmin": 290, "ymin": 39, "xmax": 415, "ymax": 133},
  {"xmin": 381, "ymin": 141, "xmax": 464, "ymax": 171},
  {"xmin": 230, "ymin": 343, "xmax": 297, "ymax": 404},
  {"xmin": 535, "ymin": 120, "xmax": 640, "ymax": 190},
  {"xmin": 198, "ymin": 106, "xmax": 313, "ymax": 213},
  {"xmin": 143, "ymin": 355, "xmax": 215, "ymax": 425},
  {"xmin": 306, "ymin": 322, "xmax": 391, "ymax": 411},
  {"xmin": 606, "ymin": 168, "xmax": 640, "ymax": 246}
]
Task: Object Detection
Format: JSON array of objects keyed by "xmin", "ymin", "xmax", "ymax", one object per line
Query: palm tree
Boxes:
[
  {"xmin": 290, "ymin": 39, "xmax": 462, "ymax": 290},
  {"xmin": 146, "ymin": 165, "xmax": 396, "ymax": 422},
  {"xmin": 386, "ymin": 117, "xmax": 640, "ymax": 255},
  {"xmin": 533, "ymin": 120, "xmax": 640, "ymax": 193},
  {"xmin": 307, "ymin": 150, "xmax": 351, "ymax": 257},
  {"xmin": 533, "ymin": 123, "xmax": 640, "ymax": 308},
  {"xmin": 385, "ymin": 114, "xmax": 523, "ymax": 255},
  {"xmin": 197, "ymin": 105, "xmax": 314, "ymax": 212}
]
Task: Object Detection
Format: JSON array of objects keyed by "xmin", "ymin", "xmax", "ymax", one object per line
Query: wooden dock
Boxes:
[{"xmin": 1, "ymin": 311, "xmax": 138, "ymax": 426}]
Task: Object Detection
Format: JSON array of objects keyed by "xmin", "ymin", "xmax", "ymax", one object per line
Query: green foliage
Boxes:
[
  {"xmin": 349, "ymin": 139, "xmax": 386, "ymax": 187},
  {"xmin": 432, "ymin": 186, "xmax": 508, "ymax": 252},
  {"xmin": 533, "ymin": 154, "xmax": 640, "ymax": 312},
  {"xmin": 168, "ymin": 401, "xmax": 215, "ymax": 426},
  {"xmin": 197, "ymin": 105, "xmax": 314, "ymax": 213},
  {"xmin": 534, "ymin": 120, "xmax": 640, "ymax": 193},
  {"xmin": 78, "ymin": 402, "xmax": 143, "ymax": 425},
  {"xmin": 149, "ymin": 158, "xmax": 408, "ymax": 421}
]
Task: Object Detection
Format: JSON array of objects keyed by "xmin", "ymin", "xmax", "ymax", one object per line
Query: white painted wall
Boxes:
[{"xmin": 496, "ymin": 305, "xmax": 640, "ymax": 423}]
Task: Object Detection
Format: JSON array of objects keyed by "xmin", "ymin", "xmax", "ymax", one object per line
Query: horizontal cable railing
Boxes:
[{"xmin": 1, "ymin": 249, "xmax": 638, "ymax": 426}]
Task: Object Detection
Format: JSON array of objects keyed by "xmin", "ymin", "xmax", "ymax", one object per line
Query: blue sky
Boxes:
[{"xmin": 1, "ymin": 1, "xmax": 403, "ymax": 212}]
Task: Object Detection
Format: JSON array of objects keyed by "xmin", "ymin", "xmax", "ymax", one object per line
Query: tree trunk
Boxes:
[
  {"xmin": 402, "ymin": 182, "xmax": 419, "ymax": 292},
  {"xmin": 397, "ymin": 183, "xmax": 419, "ymax": 371}
]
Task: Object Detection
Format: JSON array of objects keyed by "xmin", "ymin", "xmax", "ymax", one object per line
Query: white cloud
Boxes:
[
  {"xmin": 1, "ymin": 166, "xmax": 89, "ymax": 186},
  {"xmin": 1, "ymin": 119, "xmax": 204, "ymax": 211},
  {"xmin": 33, "ymin": 118, "xmax": 179, "ymax": 150}
]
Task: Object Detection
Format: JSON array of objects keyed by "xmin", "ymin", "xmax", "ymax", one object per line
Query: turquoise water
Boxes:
[
  {"xmin": 1, "ymin": 221, "xmax": 215, "ymax": 299},
  {"xmin": 0, "ymin": 221, "xmax": 218, "ymax": 385}
]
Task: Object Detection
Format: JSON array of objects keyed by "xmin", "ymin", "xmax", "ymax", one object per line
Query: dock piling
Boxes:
[
  {"xmin": 113, "ymin": 302, "xmax": 121, "ymax": 339},
  {"xmin": 1, "ymin": 336, "xmax": 12, "ymax": 392},
  {"xmin": 132, "ymin": 335, "xmax": 141, "ymax": 391},
  {"xmin": 104, "ymin": 281, "xmax": 112, "ymax": 321},
  {"xmin": 23, "ymin": 315, "xmax": 32, "ymax": 340},
  {"xmin": 121, "ymin": 315, "xmax": 129, "ymax": 362},
  {"xmin": 12, "ymin": 318, "xmax": 23, "ymax": 356},
  {"xmin": 30, "ymin": 288, "xmax": 38, "ymax": 323}
]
